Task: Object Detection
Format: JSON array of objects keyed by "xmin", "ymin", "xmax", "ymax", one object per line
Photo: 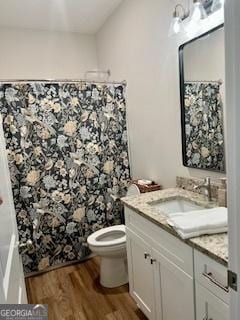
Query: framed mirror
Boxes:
[{"xmin": 179, "ymin": 25, "xmax": 225, "ymax": 172}]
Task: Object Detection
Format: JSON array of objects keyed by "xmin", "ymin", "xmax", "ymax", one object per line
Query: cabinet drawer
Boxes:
[
  {"xmin": 125, "ymin": 206, "xmax": 193, "ymax": 276},
  {"xmin": 196, "ymin": 283, "xmax": 229, "ymax": 320},
  {"xmin": 194, "ymin": 250, "xmax": 229, "ymax": 304}
]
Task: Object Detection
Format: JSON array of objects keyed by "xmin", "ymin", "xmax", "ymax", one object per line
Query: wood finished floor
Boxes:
[{"xmin": 26, "ymin": 257, "xmax": 147, "ymax": 320}]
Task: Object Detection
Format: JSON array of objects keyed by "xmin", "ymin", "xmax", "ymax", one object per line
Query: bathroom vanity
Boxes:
[{"xmin": 122, "ymin": 188, "xmax": 228, "ymax": 320}]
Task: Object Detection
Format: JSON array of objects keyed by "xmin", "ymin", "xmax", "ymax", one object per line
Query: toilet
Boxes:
[
  {"xmin": 87, "ymin": 225, "xmax": 127, "ymax": 288},
  {"xmin": 87, "ymin": 184, "xmax": 141, "ymax": 288}
]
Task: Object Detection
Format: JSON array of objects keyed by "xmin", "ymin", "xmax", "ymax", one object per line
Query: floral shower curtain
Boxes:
[{"xmin": 0, "ymin": 82, "xmax": 130, "ymax": 274}]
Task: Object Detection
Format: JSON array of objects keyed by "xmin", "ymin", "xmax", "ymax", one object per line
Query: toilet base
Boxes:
[{"xmin": 100, "ymin": 256, "xmax": 128, "ymax": 288}]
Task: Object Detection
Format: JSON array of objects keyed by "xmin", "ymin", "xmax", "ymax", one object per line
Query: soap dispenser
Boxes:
[{"xmin": 218, "ymin": 178, "xmax": 227, "ymax": 207}]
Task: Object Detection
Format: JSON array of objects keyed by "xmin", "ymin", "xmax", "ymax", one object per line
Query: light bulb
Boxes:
[
  {"xmin": 190, "ymin": 0, "xmax": 207, "ymax": 21},
  {"xmin": 174, "ymin": 17, "xmax": 181, "ymax": 33},
  {"xmin": 168, "ymin": 15, "xmax": 182, "ymax": 37}
]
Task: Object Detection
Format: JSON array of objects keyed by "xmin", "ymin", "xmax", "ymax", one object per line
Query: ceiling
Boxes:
[{"xmin": 0, "ymin": 0, "xmax": 123, "ymax": 34}]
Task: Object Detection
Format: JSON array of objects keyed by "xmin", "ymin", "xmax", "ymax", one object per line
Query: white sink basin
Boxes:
[{"xmin": 149, "ymin": 198, "xmax": 205, "ymax": 217}]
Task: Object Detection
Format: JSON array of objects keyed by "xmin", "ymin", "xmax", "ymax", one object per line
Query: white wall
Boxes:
[
  {"xmin": 96, "ymin": 0, "xmax": 226, "ymax": 187},
  {"xmin": 0, "ymin": 28, "xmax": 98, "ymax": 79}
]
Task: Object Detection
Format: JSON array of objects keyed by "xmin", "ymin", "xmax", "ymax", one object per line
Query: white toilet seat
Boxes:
[{"xmin": 87, "ymin": 225, "xmax": 126, "ymax": 247}]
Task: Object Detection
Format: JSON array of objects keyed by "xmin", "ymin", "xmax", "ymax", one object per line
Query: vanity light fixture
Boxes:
[
  {"xmin": 211, "ymin": 0, "xmax": 224, "ymax": 12},
  {"xmin": 190, "ymin": 0, "xmax": 207, "ymax": 21},
  {"xmin": 168, "ymin": 11, "xmax": 182, "ymax": 36},
  {"xmin": 185, "ymin": 0, "xmax": 208, "ymax": 36},
  {"xmin": 168, "ymin": 4, "xmax": 189, "ymax": 36},
  {"xmin": 169, "ymin": 0, "xmax": 210, "ymax": 37}
]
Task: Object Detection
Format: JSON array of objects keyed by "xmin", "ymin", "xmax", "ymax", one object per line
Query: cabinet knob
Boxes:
[
  {"xmin": 150, "ymin": 258, "xmax": 156, "ymax": 264},
  {"xmin": 144, "ymin": 252, "xmax": 150, "ymax": 259}
]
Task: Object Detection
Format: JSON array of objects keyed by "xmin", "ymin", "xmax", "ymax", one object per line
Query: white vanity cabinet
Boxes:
[
  {"xmin": 125, "ymin": 207, "xmax": 195, "ymax": 320},
  {"xmin": 125, "ymin": 206, "xmax": 229, "ymax": 320}
]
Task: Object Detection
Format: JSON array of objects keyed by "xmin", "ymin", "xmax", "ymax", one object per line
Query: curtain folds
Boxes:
[{"xmin": 0, "ymin": 82, "xmax": 130, "ymax": 274}]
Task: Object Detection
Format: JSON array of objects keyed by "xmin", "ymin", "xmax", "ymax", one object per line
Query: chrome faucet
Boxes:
[{"xmin": 194, "ymin": 177, "xmax": 212, "ymax": 201}]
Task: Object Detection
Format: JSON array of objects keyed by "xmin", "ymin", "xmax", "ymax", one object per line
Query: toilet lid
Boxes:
[
  {"xmin": 87, "ymin": 225, "xmax": 126, "ymax": 247},
  {"xmin": 127, "ymin": 184, "xmax": 141, "ymax": 196}
]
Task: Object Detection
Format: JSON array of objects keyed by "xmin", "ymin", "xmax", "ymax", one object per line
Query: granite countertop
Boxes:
[{"xmin": 121, "ymin": 188, "xmax": 228, "ymax": 267}]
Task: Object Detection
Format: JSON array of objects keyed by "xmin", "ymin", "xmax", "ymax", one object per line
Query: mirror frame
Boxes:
[{"xmin": 178, "ymin": 23, "xmax": 225, "ymax": 173}]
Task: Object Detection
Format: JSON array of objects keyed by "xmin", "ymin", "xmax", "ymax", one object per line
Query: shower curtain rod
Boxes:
[{"xmin": 0, "ymin": 78, "xmax": 127, "ymax": 85}]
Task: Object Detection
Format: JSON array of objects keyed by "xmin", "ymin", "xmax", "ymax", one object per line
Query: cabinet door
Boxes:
[
  {"xmin": 152, "ymin": 248, "xmax": 194, "ymax": 320},
  {"xmin": 126, "ymin": 228, "xmax": 156, "ymax": 320},
  {"xmin": 196, "ymin": 283, "xmax": 229, "ymax": 320}
]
